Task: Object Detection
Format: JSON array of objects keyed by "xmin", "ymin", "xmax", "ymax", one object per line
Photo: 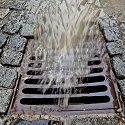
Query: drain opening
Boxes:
[
  {"xmin": 29, "ymin": 56, "xmax": 43, "ymax": 60},
  {"xmin": 94, "ymin": 54, "xmax": 100, "ymax": 57},
  {"xmin": 88, "ymin": 60, "xmax": 101, "ymax": 66},
  {"xmin": 20, "ymin": 96, "xmax": 110, "ymax": 105},
  {"xmin": 22, "ymin": 85, "xmax": 107, "ymax": 94},
  {"xmin": 24, "ymin": 75, "xmax": 105, "ymax": 85},
  {"xmin": 78, "ymin": 76, "xmax": 105, "ymax": 83},
  {"xmin": 29, "ymin": 56, "xmax": 36, "ymax": 60},
  {"xmin": 27, "ymin": 70, "xmax": 44, "ymax": 75},
  {"xmin": 28, "ymin": 63, "xmax": 42, "ymax": 68},
  {"xmin": 90, "ymin": 68, "xmax": 103, "ymax": 73},
  {"xmin": 48, "ymin": 121, "xmax": 63, "ymax": 125},
  {"xmin": 27, "ymin": 67, "xmax": 103, "ymax": 75},
  {"xmin": 24, "ymin": 79, "xmax": 49, "ymax": 84}
]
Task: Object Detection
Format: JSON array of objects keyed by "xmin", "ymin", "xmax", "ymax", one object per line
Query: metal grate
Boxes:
[{"xmin": 10, "ymin": 41, "xmax": 120, "ymax": 115}]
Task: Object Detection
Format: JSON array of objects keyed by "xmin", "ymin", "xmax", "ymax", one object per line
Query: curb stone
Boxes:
[
  {"xmin": 1, "ymin": 50, "xmax": 23, "ymax": 67},
  {"xmin": 0, "ymin": 118, "xmax": 5, "ymax": 125},
  {"xmin": 2, "ymin": 21, "xmax": 21, "ymax": 35},
  {"xmin": 117, "ymin": 80, "xmax": 125, "ymax": 98},
  {"xmin": 0, "ymin": 32, "xmax": 8, "ymax": 48},
  {"xmin": 5, "ymin": 35, "xmax": 27, "ymax": 53},
  {"xmin": 106, "ymin": 40, "xmax": 125, "ymax": 56},
  {"xmin": 102, "ymin": 27, "xmax": 122, "ymax": 42},
  {"xmin": 0, "ymin": 88, "xmax": 13, "ymax": 113},
  {"xmin": 111, "ymin": 56, "xmax": 125, "ymax": 79},
  {"xmin": 0, "ymin": 66, "xmax": 17, "ymax": 89}
]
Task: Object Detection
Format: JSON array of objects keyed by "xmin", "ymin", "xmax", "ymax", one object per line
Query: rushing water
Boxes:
[{"xmin": 31, "ymin": 0, "xmax": 105, "ymax": 108}]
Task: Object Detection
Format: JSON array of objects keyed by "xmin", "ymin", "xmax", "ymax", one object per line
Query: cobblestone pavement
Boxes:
[{"xmin": 0, "ymin": 0, "xmax": 125, "ymax": 125}]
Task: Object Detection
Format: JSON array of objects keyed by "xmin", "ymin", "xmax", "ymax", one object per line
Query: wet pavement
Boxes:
[{"xmin": 0, "ymin": 0, "xmax": 125, "ymax": 125}]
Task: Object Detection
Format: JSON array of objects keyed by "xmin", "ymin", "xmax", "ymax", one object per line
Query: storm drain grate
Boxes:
[{"xmin": 10, "ymin": 42, "xmax": 120, "ymax": 115}]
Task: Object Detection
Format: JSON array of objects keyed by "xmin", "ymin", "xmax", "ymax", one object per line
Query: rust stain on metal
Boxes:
[{"xmin": 9, "ymin": 40, "xmax": 121, "ymax": 115}]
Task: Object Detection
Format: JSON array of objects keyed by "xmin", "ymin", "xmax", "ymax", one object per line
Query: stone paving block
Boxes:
[
  {"xmin": 106, "ymin": 40, "xmax": 125, "ymax": 56},
  {"xmin": 0, "ymin": 0, "xmax": 13, "ymax": 8},
  {"xmin": 0, "ymin": 8, "xmax": 9, "ymax": 19},
  {"xmin": 0, "ymin": 32, "xmax": 8, "ymax": 48},
  {"xmin": 0, "ymin": 66, "xmax": 17, "ymax": 89},
  {"xmin": 9, "ymin": 0, "xmax": 27, "ymax": 10},
  {"xmin": 1, "ymin": 50, "xmax": 23, "ymax": 67},
  {"xmin": 5, "ymin": 35, "xmax": 27, "ymax": 52},
  {"xmin": 9, "ymin": 11, "xmax": 24, "ymax": 22},
  {"xmin": 2, "ymin": 20, "xmax": 21, "ymax": 35},
  {"xmin": 0, "ymin": 0, "xmax": 27, "ymax": 10},
  {"xmin": 121, "ymin": 54, "xmax": 125, "ymax": 62},
  {"xmin": 0, "ymin": 49, "xmax": 2, "ymax": 55},
  {"xmin": 120, "ymin": 21, "xmax": 125, "ymax": 34},
  {"xmin": 13, "ymin": 121, "xmax": 31, "ymax": 125},
  {"xmin": 117, "ymin": 79, "xmax": 125, "ymax": 97},
  {"xmin": 20, "ymin": 23, "xmax": 35, "ymax": 38},
  {"xmin": 98, "ymin": 16, "xmax": 117, "ymax": 30},
  {"xmin": 0, "ymin": 88, "xmax": 13, "ymax": 113},
  {"xmin": 0, "ymin": 20, "xmax": 3, "ymax": 29},
  {"xmin": 111, "ymin": 56, "xmax": 125, "ymax": 79},
  {"xmin": 70, "ymin": 117, "xmax": 119, "ymax": 125},
  {"xmin": 103, "ymin": 27, "xmax": 122, "ymax": 42},
  {"xmin": 20, "ymin": 12, "xmax": 36, "ymax": 25},
  {"xmin": 0, "ymin": 118, "xmax": 5, "ymax": 125}
]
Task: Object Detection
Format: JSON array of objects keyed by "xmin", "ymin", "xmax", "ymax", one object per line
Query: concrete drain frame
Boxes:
[{"xmin": 9, "ymin": 40, "xmax": 121, "ymax": 116}]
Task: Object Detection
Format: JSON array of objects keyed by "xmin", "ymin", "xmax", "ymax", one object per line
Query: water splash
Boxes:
[{"xmin": 33, "ymin": 0, "xmax": 104, "ymax": 108}]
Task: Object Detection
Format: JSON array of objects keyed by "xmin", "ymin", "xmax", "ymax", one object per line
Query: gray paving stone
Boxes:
[
  {"xmin": 9, "ymin": 0, "xmax": 27, "ymax": 10},
  {"xmin": 2, "ymin": 20, "xmax": 21, "ymax": 35},
  {"xmin": 71, "ymin": 117, "xmax": 119, "ymax": 125},
  {"xmin": 1, "ymin": 50, "xmax": 23, "ymax": 67},
  {"xmin": 0, "ymin": 49, "xmax": 2, "ymax": 55},
  {"xmin": 31, "ymin": 120, "xmax": 50, "ymax": 125},
  {"xmin": 13, "ymin": 121, "xmax": 31, "ymax": 125},
  {"xmin": 120, "ymin": 21, "xmax": 125, "ymax": 34},
  {"xmin": 0, "ymin": 8, "xmax": 10, "ymax": 19},
  {"xmin": 0, "ymin": 66, "xmax": 17, "ymax": 89},
  {"xmin": 121, "ymin": 54, "xmax": 125, "ymax": 62},
  {"xmin": 0, "ymin": 32, "xmax": 8, "ymax": 48},
  {"xmin": 98, "ymin": 16, "xmax": 117, "ymax": 30},
  {"xmin": 0, "ymin": 88, "xmax": 13, "ymax": 113},
  {"xmin": 111, "ymin": 56, "xmax": 125, "ymax": 79},
  {"xmin": 5, "ymin": 35, "xmax": 27, "ymax": 52},
  {"xmin": 0, "ymin": 0, "xmax": 13, "ymax": 8},
  {"xmin": 0, "ymin": 20, "xmax": 3, "ymax": 29},
  {"xmin": 0, "ymin": 0, "xmax": 27, "ymax": 10},
  {"xmin": 103, "ymin": 27, "xmax": 122, "ymax": 42},
  {"xmin": 106, "ymin": 40, "xmax": 125, "ymax": 56},
  {"xmin": 9, "ymin": 11, "xmax": 24, "ymax": 22},
  {"xmin": 20, "ymin": 23, "xmax": 35, "ymax": 38},
  {"xmin": 117, "ymin": 79, "xmax": 125, "ymax": 97},
  {"xmin": 20, "ymin": 12, "xmax": 36, "ymax": 25},
  {"xmin": 0, "ymin": 118, "xmax": 5, "ymax": 125}
]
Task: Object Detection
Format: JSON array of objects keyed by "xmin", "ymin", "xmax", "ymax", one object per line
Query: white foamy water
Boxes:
[{"xmin": 30, "ymin": 0, "xmax": 105, "ymax": 107}]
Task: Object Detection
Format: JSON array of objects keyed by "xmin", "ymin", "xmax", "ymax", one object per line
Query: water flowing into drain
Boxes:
[
  {"xmin": 9, "ymin": 0, "xmax": 120, "ymax": 115},
  {"xmin": 32, "ymin": 0, "xmax": 104, "ymax": 108}
]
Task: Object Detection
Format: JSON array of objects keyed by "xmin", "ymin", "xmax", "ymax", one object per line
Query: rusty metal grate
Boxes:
[{"xmin": 10, "ymin": 41, "xmax": 120, "ymax": 115}]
